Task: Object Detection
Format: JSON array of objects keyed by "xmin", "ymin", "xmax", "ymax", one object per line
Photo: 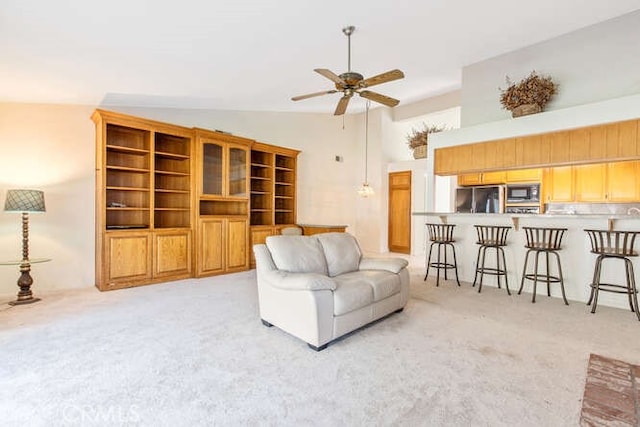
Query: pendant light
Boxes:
[{"xmin": 357, "ymin": 100, "xmax": 374, "ymax": 197}]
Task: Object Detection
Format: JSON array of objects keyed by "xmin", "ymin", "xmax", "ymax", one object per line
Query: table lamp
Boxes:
[{"xmin": 4, "ymin": 189, "xmax": 46, "ymax": 305}]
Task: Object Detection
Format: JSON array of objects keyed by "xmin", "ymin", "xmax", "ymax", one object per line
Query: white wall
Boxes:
[{"xmin": 461, "ymin": 10, "xmax": 640, "ymax": 126}]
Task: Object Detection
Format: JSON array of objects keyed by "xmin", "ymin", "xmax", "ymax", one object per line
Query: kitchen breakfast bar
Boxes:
[{"xmin": 413, "ymin": 212, "xmax": 640, "ymax": 313}]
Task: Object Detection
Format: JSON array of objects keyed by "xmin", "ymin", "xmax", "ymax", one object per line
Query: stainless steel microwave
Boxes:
[{"xmin": 506, "ymin": 183, "xmax": 540, "ymax": 203}]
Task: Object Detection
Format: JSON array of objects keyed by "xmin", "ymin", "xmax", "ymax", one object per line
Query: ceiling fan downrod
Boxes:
[{"xmin": 343, "ymin": 26, "xmax": 355, "ymax": 72}]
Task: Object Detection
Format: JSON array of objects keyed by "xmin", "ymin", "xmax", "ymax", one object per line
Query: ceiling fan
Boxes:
[{"xmin": 291, "ymin": 26, "xmax": 405, "ymax": 115}]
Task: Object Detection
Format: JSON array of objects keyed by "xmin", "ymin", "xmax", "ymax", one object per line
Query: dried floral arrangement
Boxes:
[
  {"xmin": 499, "ymin": 71, "xmax": 557, "ymax": 112},
  {"xmin": 406, "ymin": 124, "xmax": 445, "ymax": 149}
]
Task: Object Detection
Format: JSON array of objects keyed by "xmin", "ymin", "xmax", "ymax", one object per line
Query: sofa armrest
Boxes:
[
  {"xmin": 262, "ymin": 269, "xmax": 337, "ymax": 291},
  {"xmin": 358, "ymin": 257, "xmax": 408, "ymax": 274}
]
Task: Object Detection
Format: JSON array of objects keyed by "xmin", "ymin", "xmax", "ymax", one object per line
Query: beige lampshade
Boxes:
[{"xmin": 4, "ymin": 189, "xmax": 46, "ymax": 213}]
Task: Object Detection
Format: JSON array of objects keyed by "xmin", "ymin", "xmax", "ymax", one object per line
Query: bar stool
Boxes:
[
  {"xmin": 518, "ymin": 226, "xmax": 568, "ymax": 305},
  {"xmin": 423, "ymin": 223, "xmax": 460, "ymax": 287},
  {"xmin": 473, "ymin": 225, "xmax": 512, "ymax": 294},
  {"xmin": 584, "ymin": 229, "xmax": 640, "ymax": 321}
]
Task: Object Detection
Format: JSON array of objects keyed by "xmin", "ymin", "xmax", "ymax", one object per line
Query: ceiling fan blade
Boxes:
[
  {"xmin": 291, "ymin": 90, "xmax": 337, "ymax": 101},
  {"xmin": 359, "ymin": 90, "xmax": 400, "ymax": 107},
  {"xmin": 334, "ymin": 95, "xmax": 351, "ymax": 115},
  {"xmin": 361, "ymin": 69, "xmax": 405, "ymax": 88},
  {"xmin": 314, "ymin": 68, "xmax": 346, "ymax": 86}
]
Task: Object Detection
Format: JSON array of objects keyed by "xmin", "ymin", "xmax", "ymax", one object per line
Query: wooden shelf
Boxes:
[
  {"xmin": 155, "ymin": 151, "xmax": 189, "ymax": 160},
  {"xmin": 107, "ymin": 165, "xmax": 150, "ymax": 173},
  {"xmin": 155, "ymin": 170, "xmax": 190, "ymax": 176},
  {"xmin": 155, "ymin": 189, "xmax": 189, "ymax": 194},
  {"xmin": 107, "ymin": 145, "xmax": 149, "ymax": 154}
]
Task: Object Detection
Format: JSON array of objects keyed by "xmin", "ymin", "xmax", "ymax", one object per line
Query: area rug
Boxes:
[{"xmin": 580, "ymin": 354, "xmax": 640, "ymax": 426}]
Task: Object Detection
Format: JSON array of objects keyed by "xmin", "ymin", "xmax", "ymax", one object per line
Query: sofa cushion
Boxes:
[
  {"xmin": 316, "ymin": 232, "xmax": 362, "ymax": 277},
  {"xmin": 265, "ymin": 235, "xmax": 328, "ymax": 275},
  {"xmin": 338, "ymin": 270, "xmax": 401, "ymax": 302},
  {"xmin": 332, "ymin": 274, "xmax": 374, "ymax": 316}
]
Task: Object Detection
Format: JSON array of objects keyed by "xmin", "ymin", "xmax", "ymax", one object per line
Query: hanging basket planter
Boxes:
[
  {"xmin": 499, "ymin": 71, "xmax": 557, "ymax": 118},
  {"xmin": 406, "ymin": 124, "xmax": 445, "ymax": 159},
  {"xmin": 413, "ymin": 145, "xmax": 427, "ymax": 159},
  {"xmin": 511, "ymin": 103, "xmax": 542, "ymax": 118}
]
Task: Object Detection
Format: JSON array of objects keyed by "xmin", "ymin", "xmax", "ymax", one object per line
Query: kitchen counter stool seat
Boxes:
[
  {"xmin": 473, "ymin": 225, "xmax": 512, "ymax": 294},
  {"xmin": 585, "ymin": 229, "xmax": 640, "ymax": 321},
  {"xmin": 518, "ymin": 226, "xmax": 568, "ymax": 304},
  {"xmin": 424, "ymin": 223, "xmax": 460, "ymax": 287}
]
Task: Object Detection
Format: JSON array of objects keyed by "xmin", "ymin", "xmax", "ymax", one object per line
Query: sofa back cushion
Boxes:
[
  {"xmin": 265, "ymin": 235, "xmax": 328, "ymax": 275},
  {"xmin": 316, "ymin": 232, "xmax": 362, "ymax": 277}
]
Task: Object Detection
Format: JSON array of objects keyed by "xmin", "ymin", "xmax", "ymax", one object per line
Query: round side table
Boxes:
[{"xmin": 0, "ymin": 258, "xmax": 51, "ymax": 305}]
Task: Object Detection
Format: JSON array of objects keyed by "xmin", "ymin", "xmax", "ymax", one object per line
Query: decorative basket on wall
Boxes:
[{"xmin": 413, "ymin": 145, "xmax": 427, "ymax": 159}]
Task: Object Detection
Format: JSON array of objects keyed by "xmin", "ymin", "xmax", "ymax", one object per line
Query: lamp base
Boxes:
[
  {"xmin": 9, "ymin": 297, "xmax": 41, "ymax": 306},
  {"xmin": 8, "ymin": 263, "xmax": 40, "ymax": 306}
]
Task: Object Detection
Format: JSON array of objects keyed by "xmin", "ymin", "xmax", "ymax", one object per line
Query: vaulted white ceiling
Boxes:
[{"xmin": 2, "ymin": 0, "xmax": 640, "ymax": 114}]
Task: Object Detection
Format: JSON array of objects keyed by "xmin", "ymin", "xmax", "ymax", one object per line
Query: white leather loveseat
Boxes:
[{"xmin": 253, "ymin": 232, "xmax": 410, "ymax": 351}]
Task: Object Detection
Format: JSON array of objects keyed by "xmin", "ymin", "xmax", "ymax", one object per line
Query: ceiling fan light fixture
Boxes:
[{"xmin": 291, "ymin": 25, "xmax": 404, "ymax": 115}]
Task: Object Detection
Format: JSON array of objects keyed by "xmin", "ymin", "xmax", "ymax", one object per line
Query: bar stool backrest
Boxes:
[
  {"xmin": 426, "ymin": 223, "xmax": 456, "ymax": 243},
  {"xmin": 523, "ymin": 226, "xmax": 567, "ymax": 250},
  {"xmin": 474, "ymin": 225, "xmax": 511, "ymax": 246},
  {"xmin": 584, "ymin": 229, "xmax": 640, "ymax": 257}
]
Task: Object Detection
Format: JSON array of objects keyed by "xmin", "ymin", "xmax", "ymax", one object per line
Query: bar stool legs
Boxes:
[
  {"xmin": 585, "ymin": 229, "xmax": 640, "ymax": 321},
  {"xmin": 518, "ymin": 248, "xmax": 568, "ymax": 305},
  {"xmin": 473, "ymin": 244, "xmax": 510, "ymax": 295},
  {"xmin": 587, "ymin": 254, "xmax": 640, "ymax": 320},
  {"xmin": 424, "ymin": 240, "xmax": 460, "ymax": 287},
  {"xmin": 424, "ymin": 223, "xmax": 460, "ymax": 287}
]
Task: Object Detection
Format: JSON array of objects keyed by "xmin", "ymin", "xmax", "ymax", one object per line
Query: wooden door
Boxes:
[
  {"xmin": 388, "ymin": 171, "xmax": 411, "ymax": 254},
  {"xmin": 574, "ymin": 164, "xmax": 607, "ymax": 202}
]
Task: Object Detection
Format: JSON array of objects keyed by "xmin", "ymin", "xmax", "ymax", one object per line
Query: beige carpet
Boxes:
[{"xmin": 1, "ymin": 269, "xmax": 640, "ymax": 426}]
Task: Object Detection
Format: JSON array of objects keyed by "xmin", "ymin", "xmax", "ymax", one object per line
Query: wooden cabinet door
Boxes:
[
  {"xmin": 153, "ymin": 230, "xmax": 191, "ymax": 278},
  {"xmin": 198, "ymin": 218, "xmax": 224, "ymax": 276},
  {"xmin": 548, "ymin": 131, "xmax": 571, "ymax": 164},
  {"xmin": 201, "ymin": 141, "xmax": 225, "ymax": 197},
  {"xmin": 506, "ymin": 168, "xmax": 541, "ymax": 183},
  {"xmin": 227, "ymin": 143, "xmax": 249, "ymax": 198},
  {"xmin": 607, "ymin": 161, "xmax": 640, "ymax": 202},
  {"xmin": 105, "ymin": 232, "xmax": 152, "ymax": 286},
  {"xmin": 250, "ymin": 226, "xmax": 275, "ymax": 267},
  {"xmin": 226, "ymin": 218, "xmax": 249, "ymax": 271},
  {"xmin": 544, "ymin": 166, "xmax": 574, "ymax": 202},
  {"xmin": 458, "ymin": 173, "xmax": 482, "ymax": 186},
  {"xmin": 388, "ymin": 171, "xmax": 411, "ymax": 254},
  {"xmin": 574, "ymin": 164, "xmax": 607, "ymax": 202},
  {"xmin": 481, "ymin": 171, "xmax": 506, "ymax": 184}
]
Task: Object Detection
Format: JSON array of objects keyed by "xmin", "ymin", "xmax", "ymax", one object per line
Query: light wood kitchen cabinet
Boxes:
[
  {"xmin": 543, "ymin": 166, "xmax": 573, "ymax": 202},
  {"xmin": 604, "ymin": 120, "xmax": 639, "ymax": 160},
  {"xmin": 574, "ymin": 164, "xmax": 607, "ymax": 202},
  {"xmin": 434, "ymin": 118, "xmax": 640, "ymax": 176},
  {"xmin": 197, "ymin": 217, "xmax": 249, "ymax": 276},
  {"xmin": 458, "ymin": 171, "xmax": 506, "ymax": 186},
  {"xmin": 607, "ymin": 160, "xmax": 640, "ymax": 201},
  {"xmin": 542, "ymin": 160, "xmax": 640, "ymax": 204},
  {"xmin": 505, "ymin": 168, "xmax": 542, "ymax": 182}
]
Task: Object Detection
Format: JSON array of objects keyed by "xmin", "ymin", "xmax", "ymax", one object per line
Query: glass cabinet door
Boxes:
[
  {"xmin": 227, "ymin": 145, "xmax": 248, "ymax": 197},
  {"xmin": 202, "ymin": 142, "xmax": 223, "ymax": 196}
]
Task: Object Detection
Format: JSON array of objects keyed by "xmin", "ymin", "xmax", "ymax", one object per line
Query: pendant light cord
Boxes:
[{"xmin": 364, "ymin": 100, "xmax": 370, "ymax": 183}]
